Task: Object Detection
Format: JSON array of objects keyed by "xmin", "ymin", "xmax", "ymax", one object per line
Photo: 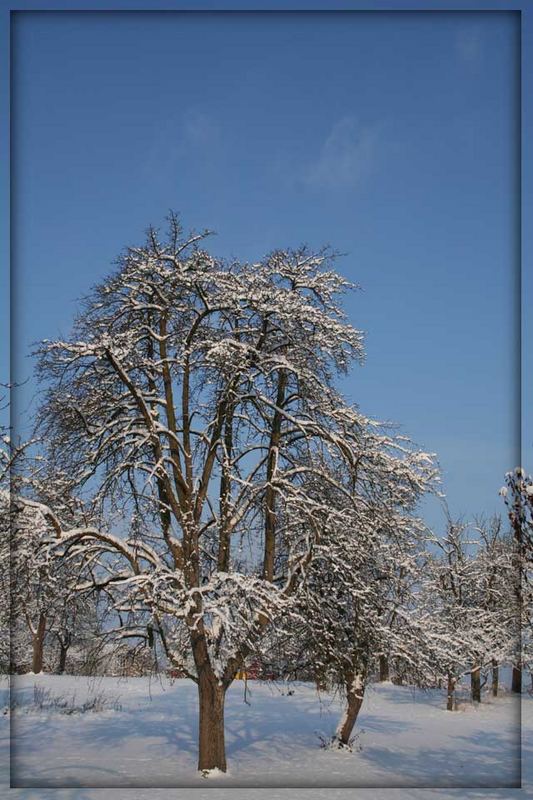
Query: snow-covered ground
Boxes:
[{"xmin": 1, "ymin": 673, "xmax": 531, "ymax": 799}]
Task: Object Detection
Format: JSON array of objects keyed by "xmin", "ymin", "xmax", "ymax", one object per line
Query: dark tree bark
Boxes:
[
  {"xmin": 471, "ymin": 665, "xmax": 481, "ymax": 703},
  {"xmin": 197, "ymin": 669, "xmax": 227, "ymax": 772},
  {"xmin": 491, "ymin": 659, "xmax": 499, "ymax": 697},
  {"xmin": 56, "ymin": 631, "xmax": 72, "ymax": 675},
  {"xmin": 379, "ymin": 654, "xmax": 389, "ymax": 682},
  {"xmin": 391, "ymin": 658, "xmax": 404, "ymax": 685},
  {"xmin": 446, "ymin": 672, "xmax": 456, "ymax": 711},
  {"xmin": 58, "ymin": 644, "xmax": 68, "ymax": 674},
  {"xmin": 512, "ymin": 664, "xmax": 522, "ymax": 694},
  {"xmin": 31, "ymin": 613, "xmax": 47, "ymax": 674},
  {"xmin": 334, "ymin": 669, "xmax": 366, "ymax": 746}
]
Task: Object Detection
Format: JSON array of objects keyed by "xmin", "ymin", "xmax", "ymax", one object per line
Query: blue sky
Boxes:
[{"xmin": 8, "ymin": 10, "xmax": 520, "ymax": 530}]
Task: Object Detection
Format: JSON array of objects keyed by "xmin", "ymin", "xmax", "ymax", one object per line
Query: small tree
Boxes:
[
  {"xmin": 471, "ymin": 515, "xmax": 517, "ymax": 697},
  {"xmin": 501, "ymin": 468, "xmax": 533, "ymax": 690},
  {"xmin": 8, "ymin": 476, "xmax": 98, "ymax": 674},
  {"xmin": 425, "ymin": 520, "xmax": 477, "ymax": 709},
  {"xmin": 0, "ymin": 389, "xmax": 33, "ymax": 673},
  {"xmin": 424, "ymin": 518, "xmax": 515, "ymax": 709},
  {"xmin": 277, "ymin": 449, "xmax": 439, "ymax": 747},
  {"xmin": 0, "ymin": 414, "xmax": 12, "ymax": 673},
  {"xmin": 0, "ymin": 404, "xmax": 104, "ymax": 676},
  {"xmin": 49, "ymin": 581, "xmax": 102, "ymax": 674}
]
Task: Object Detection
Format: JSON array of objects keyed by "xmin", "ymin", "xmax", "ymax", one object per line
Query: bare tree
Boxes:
[
  {"xmin": 501, "ymin": 468, "xmax": 533, "ymax": 691},
  {"xmin": 268, "ymin": 451, "xmax": 439, "ymax": 748},
  {"xmin": 424, "ymin": 518, "xmax": 515, "ymax": 709},
  {"xmin": 7, "ymin": 471, "xmax": 98, "ymax": 675},
  {"xmin": 471, "ymin": 515, "xmax": 517, "ymax": 698},
  {"xmin": 36, "ymin": 214, "xmax": 405, "ymax": 772}
]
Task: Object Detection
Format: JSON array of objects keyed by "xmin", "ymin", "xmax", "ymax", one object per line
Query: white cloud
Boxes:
[{"xmin": 302, "ymin": 116, "xmax": 379, "ymax": 190}]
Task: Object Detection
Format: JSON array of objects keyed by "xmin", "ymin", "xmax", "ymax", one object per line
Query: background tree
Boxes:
[
  {"xmin": 471, "ymin": 515, "xmax": 517, "ymax": 698},
  {"xmin": 424, "ymin": 520, "xmax": 478, "ymax": 710},
  {"xmin": 270, "ymin": 446, "xmax": 439, "ymax": 747},
  {"xmin": 501, "ymin": 468, "xmax": 533, "ymax": 690},
  {"xmin": 8, "ymin": 471, "xmax": 99, "ymax": 674},
  {"xmin": 1, "ymin": 416, "xmax": 103, "ymax": 675},
  {"xmin": 423, "ymin": 517, "xmax": 515, "ymax": 709},
  {"xmin": 0, "ymin": 398, "xmax": 13, "ymax": 673}
]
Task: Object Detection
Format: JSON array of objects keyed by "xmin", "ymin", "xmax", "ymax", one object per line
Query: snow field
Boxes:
[{"xmin": 1, "ymin": 673, "xmax": 525, "ymax": 792}]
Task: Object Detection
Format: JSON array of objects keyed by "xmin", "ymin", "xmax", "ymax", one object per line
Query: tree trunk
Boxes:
[
  {"xmin": 197, "ymin": 670, "xmax": 227, "ymax": 773},
  {"xmin": 379, "ymin": 655, "xmax": 389, "ymax": 682},
  {"xmin": 446, "ymin": 672, "xmax": 456, "ymax": 711},
  {"xmin": 471, "ymin": 665, "xmax": 481, "ymax": 703},
  {"xmin": 512, "ymin": 664, "xmax": 522, "ymax": 694},
  {"xmin": 31, "ymin": 613, "xmax": 47, "ymax": 674},
  {"xmin": 391, "ymin": 658, "xmax": 404, "ymax": 685},
  {"xmin": 58, "ymin": 643, "xmax": 69, "ymax": 674},
  {"xmin": 491, "ymin": 659, "xmax": 499, "ymax": 697},
  {"xmin": 57, "ymin": 631, "xmax": 71, "ymax": 675},
  {"xmin": 334, "ymin": 670, "xmax": 366, "ymax": 746}
]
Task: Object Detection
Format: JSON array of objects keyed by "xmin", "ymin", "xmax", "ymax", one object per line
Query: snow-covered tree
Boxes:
[
  {"xmin": 9, "ymin": 480, "xmax": 97, "ymax": 674},
  {"xmin": 0, "ymin": 498, "xmax": 8, "ymax": 673},
  {"xmin": 0, "ymin": 389, "xmax": 37, "ymax": 673},
  {"xmin": 470, "ymin": 515, "xmax": 517, "ymax": 697},
  {"xmin": 47, "ymin": 576, "xmax": 103, "ymax": 674},
  {"xmin": 0, "ymin": 402, "xmax": 12, "ymax": 673},
  {"xmin": 9, "ymin": 498, "xmax": 55, "ymax": 673},
  {"xmin": 286, "ymin": 462, "xmax": 441, "ymax": 747},
  {"xmin": 2, "ymin": 424, "xmax": 103, "ymax": 675},
  {"xmin": 423, "ymin": 517, "xmax": 516, "ymax": 709},
  {"xmin": 33, "ymin": 214, "xmax": 439, "ymax": 772},
  {"xmin": 501, "ymin": 468, "xmax": 533, "ymax": 689}
]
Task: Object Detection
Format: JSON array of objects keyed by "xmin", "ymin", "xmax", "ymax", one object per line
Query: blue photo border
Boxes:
[{"xmin": 1, "ymin": 1, "xmax": 531, "ymax": 796}]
